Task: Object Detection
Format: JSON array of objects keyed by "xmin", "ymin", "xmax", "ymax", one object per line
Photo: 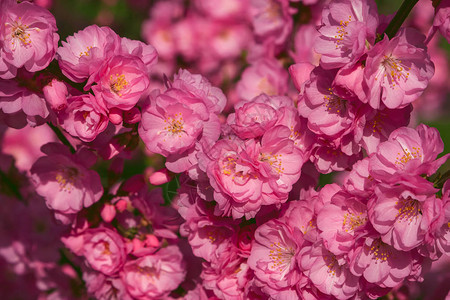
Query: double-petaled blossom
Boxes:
[
  {"xmin": 30, "ymin": 143, "xmax": 103, "ymax": 224},
  {"xmin": 0, "ymin": 0, "xmax": 59, "ymax": 79},
  {"xmin": 56, "ymin": 25, "xmax": 120, "ymax": 83},
  {"xmin": 314, "ymin": 0, "xmax": 379, "ymax": 69},
  {"xmin": 200, "ymin": 126, "xmax": 304, "ymax": 219},
  {"xmin": 247, "ymin": 219, "xmax": 303, "ymax": 297},
  {"xmin": 62, "ymin": 227, "xmax": 127, "ymax": 276},
  {"xmin": 121, "ymin": 245, "xmax": 186, "ymax": 299},
  {"xmin": 368, "ymin": 179, "xmax": 443, "ymax": 252},
  {"xmin": 369, "ymin": 124, "xmax": 449, "ymax": 182},
  {"xmin": 58, "ymin": 93, "xmax": 109, "ymax": 142},
  {"xmin": 363, "ymin": 28, "xmax": 435, "ymax": 109}
]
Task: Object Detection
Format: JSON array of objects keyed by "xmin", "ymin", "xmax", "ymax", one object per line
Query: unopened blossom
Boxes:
[
  {"xmin": 0, "ymin": 0, "xmax": 59, "ymax": 79},
  {"xmin": 363, "ymin": 28, "xmax": 435, "ymax": 109},
  {"xmin": 121, "ymin": 245, "xmax": 186, "ymax": 299}
]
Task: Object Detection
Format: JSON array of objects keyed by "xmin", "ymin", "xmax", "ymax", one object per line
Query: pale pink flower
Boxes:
[
  {"xmin": 121, "ymin": 245, "xmax": 186, "ymax": 299},
  {"xmin": 317, "ymin": 191, "xmax": 369, "ymax": 255},
  {"xmin": 236, "ymin": 58, "xmax": 289, "ymax": 101},
  {"xmin": 56, "ymin": 25, "xmax": 120, "ymax": 82},
  {"xmin": 0, "ymin": 1, "xmax": 59, "ymax": 79},
  {"xmin": 368, "ymin": 180, "xmax": 442, "ymax": 251},
  {"xmin": 363, "ymin": 28, "xmax": 435, "ymax": 109}
]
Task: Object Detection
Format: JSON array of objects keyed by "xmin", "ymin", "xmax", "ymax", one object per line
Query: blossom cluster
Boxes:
[{"xmin": 0, "ymin": 0, "xmax": 449, "ymax": 299}]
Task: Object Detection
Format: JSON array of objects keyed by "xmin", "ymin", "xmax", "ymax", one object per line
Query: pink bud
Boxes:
[
  {"xmin": 131, "ymin": 238, "xmax": 144, "ymax": 253},
  {"xmin": 123, "ymin": 107, "xmax": 141, "ymax": 124},
  {"xmin": 145, "ymin": 234, "xmax": 160, "ymax": 248},
  {"xmin": 42, "ymin": 79, "xmax": 68, "ymax": 111},
  {"xmin": 109, "ymin": 108, "xmax": 123, "ymax": 124},
  {"xmin": 289, "ymin": 62, "xmax": 314, "ymax": 93},
  {"xmin": 149, "ymin": 168, "xmax": 171, "ymax": 185},
  {"xmin": 100, "ymin": 204, "xmax": 116, "ymax": 222},
  {"xmin": 115, "ymin": 199, "xmax": 128, "ymax": 212}
]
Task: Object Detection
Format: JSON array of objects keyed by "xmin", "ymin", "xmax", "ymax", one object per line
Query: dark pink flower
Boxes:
[
  {"xmin": 30, "ymin": 143, "xmax": 103, "ymax": 224},
  {"xmin": 0, "ymin": 1, "xmax": 59, "ymax": 79}
]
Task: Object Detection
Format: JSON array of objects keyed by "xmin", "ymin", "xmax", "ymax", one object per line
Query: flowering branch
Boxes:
[
  {"xmin": 47, "ymin": 122, "xmax": 76, "ymax": 154},
  {"xmin": 376, "ymin": 0, "xmax": 419, "ymax": 42}
]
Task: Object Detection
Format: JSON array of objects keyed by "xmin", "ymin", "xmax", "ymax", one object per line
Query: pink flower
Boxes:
[
  {"xmin": 171, "ymin": 69, "xmax": 227, "ymax": 114},
  {"xmin": 139, "ymin": 89, "xmax": 208, "ymax": 156},
  {"xmin": 0, "ymin": 1, "xmax": 59, "ymax": 79},
  {"xmin": 368, "ymin": 180, "xmax": 442, "ymax": 251},
  {"xmin": 431, "ymin": 0, "xmax": 450, "ymax": 43},
  {"xmin": 314, "ymin": 0, "xmax": 378, "ymax": 69},
  {"xmin": 250, "ymin": 0, "xmax": 294, "ymax": 48},
  {"xmin": 299, "ymin": 66, "xmax": 359, "ymax": 138},
  {"xmin": 317, "ymin": 191, "xmax": 369, "ymax": 255},
  {"xmin": 121, "ymin": 245, "xmax": 186, "ymax": 299},
  {"xmin": 62, "ymin": 227, "xmax": 127, "ymax": 276},
  {"xmin": 369, "ymin": 124, "xmax": 449, "ymax": 182},
  {"xmin": 299, "ymin": 242, "xmax": 360, "ymax": 299},
  {"xmin": 30, "ymin": 143, "xmax": 103, "ymax": 224},
  {"xmin": 349, "ymin": 236, "xmax": 413, "ymax": 288},
  {"xmin": 236, "ymin": 58, "xmax": 289, "ymax": 101},
  {"xmin": 58, "ymin": 94, "xmax": 109, "ymax": 142},
  {"xmin": 247, "ymin": 219, "xmax": 303, "ymax": 295},
  {"xmin": 42, "ymin": 79, "xmax": 68, "ymax": 111},
  {"xmin": 56, "ymin": 25, "xmax": 120, "ymax": 82},
  {"xmin": 119, "ymin": 37, "xmax": 158, "ymax": 74},
  {"xmin": 201, "ymin": 126, "xmax": 304, "ymax": 219},
  {"xmin": 89, "ymin": 55, "xmax": 150, "ymax": 111},
  {"xmin": 363, "ymin": 28, "xmax": 435, "ymax": 109}
]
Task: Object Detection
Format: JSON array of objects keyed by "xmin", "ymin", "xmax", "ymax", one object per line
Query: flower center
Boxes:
[
  {"xmin": 257, "ymin": 77, "xmax": 277, "ymax": 96},
  {"xmin": 6, "ymin": 18, "xmax": 36, "ymax": 49},
  {"xmin": 394, "ymin": 146, "xmax": 421, "ymax": 168},
  {"xmin": 162, "ymin": 113, "xmax": 184, "ymax": 137},
  {"xmin": 377, "ymin": 56, "xmax": 410, "ymax": 87},
  {"xmin": 369, "ymin": 239, "xmax": 391, "ymax": 262},
  {"xmin": 323, "ymin": 88, "xmax": 346, "ymax": 114},
  {"xmin": 259, "ymin": 152, "xmax": 284, "ymax": 174},
  {"xmin": 395, "ymin": 197, "xmax": 421, "ymax": 223},
  {"xmin": 79, "ymin": 46, "xmax": 93, "ymax": 57},
  {"xmin": 342, "ymin": 211, "xmax": 367, "ymax": 233},
  {"xmin": 334, "ymin": 16, "xmax": 352, "ymax": 49},
  {"xmin": 55, "ymin": 167, "xmax": 79, "ymax": 192},
  {"xmin": 268, "ymin": 241, "xmax": 294, "ymax": 279},
  {"xmin": 110, "ymin": 74, "xmax": 128, "ymax": 96}
]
